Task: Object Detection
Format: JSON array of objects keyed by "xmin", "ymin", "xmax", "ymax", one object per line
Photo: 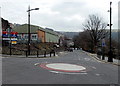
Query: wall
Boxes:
[
  {"xmin": 17, "ymin": 33, "xmax": 38, "ymax": 43},
  {"xmin": 45, "ymin": 32, "xmax": 59, "ymax": 43},
  {"xmin": 37, "ymin": 30, "xmax": 45, "ymax": 42}
]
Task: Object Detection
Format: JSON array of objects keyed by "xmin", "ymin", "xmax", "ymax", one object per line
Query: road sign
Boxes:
[
  {"xmin": 2, "ymin": 38, "xmax": 17, "ymax": 40},
  {"xmin": 11, "ymin": 41, "xmax": 17, "ymax": 44},
  {"xmin": 102, "ymin": 39, "xmax": 106, "ymax": 47},
  {"xmin": 2, "ymin": 31, "xmax": 8, "ymax": 37}
]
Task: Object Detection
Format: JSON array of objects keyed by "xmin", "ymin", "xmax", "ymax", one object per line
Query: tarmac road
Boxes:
[{"xmin": 2, "ymin": 50, "xmax": 119, "ymax": 84}]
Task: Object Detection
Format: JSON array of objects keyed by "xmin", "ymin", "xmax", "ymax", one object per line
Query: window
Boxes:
[
  {"xmin": 24, "ymin": 34, "xmax": 28, "ymax": 39},
  {"xmin": 32, "ymin": 35, "xmax": 37, "ymax": 40},
  {"xmin": 17, "ymin": 35, "xmax": 21, "ymax": 39}
]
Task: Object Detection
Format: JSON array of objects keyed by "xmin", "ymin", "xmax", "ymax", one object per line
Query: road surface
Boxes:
[{"xmin": 2, "ymin": 50, "xmax": 118, "ymax": 84}]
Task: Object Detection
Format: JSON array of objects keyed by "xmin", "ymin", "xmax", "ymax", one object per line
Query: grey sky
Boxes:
[{"xmin": 0, "ymin": 0, "xmax": 119, "ymax": 32}]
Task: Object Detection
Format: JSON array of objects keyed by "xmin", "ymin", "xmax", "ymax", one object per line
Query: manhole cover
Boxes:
[{"xmin": 40, "ymin": 63, "xmax": 86, "ymax": 72}]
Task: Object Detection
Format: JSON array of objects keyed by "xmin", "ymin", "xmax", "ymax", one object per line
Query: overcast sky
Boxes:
[{"xmin": 0, "ymin": 0, "xmax": 119, "ymax": 32}]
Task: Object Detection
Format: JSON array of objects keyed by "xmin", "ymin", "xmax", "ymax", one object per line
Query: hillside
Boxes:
[
  {"xmin": 112, "ymin": 32, "xmax": 118, "ymax": 41},
  {"xmin": 13, "ymin": 24, "xmax": 118, "ymax": 41},
  {"xmin": 59, "ymin": 29, "xmax": 118, "ymax": 41},
  {"xmin": 59, "ymin": 32, "xmax": 79, "ymax": 38},
  {"xmin": 110, "ymin": 29, "xmax": 118, "ymax": 41}
]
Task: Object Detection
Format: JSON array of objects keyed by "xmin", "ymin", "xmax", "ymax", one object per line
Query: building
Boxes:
[
  {"xmin": 13, "ymin": 24, "xmax": 40, "ymax": 43},
  {"xmin": 1, "ymin": 18, "xmax": 10, "ymax": 31},
  {"xmin": 45, "ymin": 28, "xmax": 59, "ymax": 43},
  {"xmin": 1, "ymin": 18, "xmax": 18, "ymax": 45},
  {"xmin": 13, "ymin": 24, "xmax": 60, "ymax": 44},
  {"xmin": 37, "ymin": 29, "xmax": 45, "ymax": 43}
]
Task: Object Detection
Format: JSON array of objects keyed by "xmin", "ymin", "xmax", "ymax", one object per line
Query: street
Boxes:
[{"xmin": 2, "ymin": 50, "xmax": 118, "ymax": 84}]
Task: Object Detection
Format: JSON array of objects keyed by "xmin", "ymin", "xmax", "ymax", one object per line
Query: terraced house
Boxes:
[{"xmin": 13, "ymin": 24, "xmax": 60, "ymax": 44}]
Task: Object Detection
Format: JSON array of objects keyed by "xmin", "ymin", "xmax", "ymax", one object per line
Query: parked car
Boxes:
[
  {"xmin": 53, "ymin": 44, "xmax": 60, "ymax": 48},
  {"xmin": 66, "ymin": 48, "xmax": 73, "ymax": 52}
]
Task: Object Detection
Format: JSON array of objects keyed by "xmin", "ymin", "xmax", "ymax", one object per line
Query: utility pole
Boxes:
[
  {"xmin": 108, "ymin": 2, "xmax": 113, "ymax": 62},
  {"xmin": 28, "ymin": 6, "xmax": 30, "ymax": 55},
  {"xmin": 27, "ymin": 6, "xmax": 39, "ymax": 55}
]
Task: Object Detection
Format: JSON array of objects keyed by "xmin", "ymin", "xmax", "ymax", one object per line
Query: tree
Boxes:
[
  {"xmin": 2, "ymin": 18, "xmax": 10, "ymax": 31},
  {"xmin": 73, "ymin": 30, "xmax": 94, "ymax": 52},
  {"xmin": 83, "ymin": 14, "xmax": 108, "ymax": 52}
]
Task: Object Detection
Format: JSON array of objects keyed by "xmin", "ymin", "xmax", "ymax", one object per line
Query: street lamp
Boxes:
[
  {"xmin": 27, "ymin": 6, "xmax": 39, "ymax": 55},
  {"xmin": 108, "ymin": 2, "xmax": 113, "ymax": 62}
]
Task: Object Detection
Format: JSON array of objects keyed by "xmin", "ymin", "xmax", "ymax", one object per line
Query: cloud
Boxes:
[{"xmin": 0, "ymin": 0, "xmax": 119, "ymax": 32}]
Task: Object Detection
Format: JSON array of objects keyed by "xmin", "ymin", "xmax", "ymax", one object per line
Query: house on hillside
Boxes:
[{"xmin": 63, "ymin": 37, "xmax": 74, "ymax": 48}]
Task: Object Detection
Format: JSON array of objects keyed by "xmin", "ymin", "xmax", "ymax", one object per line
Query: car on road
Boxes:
[{"xmin": 65, "ymin": 48, "xmax": 73, "ymax": 52}]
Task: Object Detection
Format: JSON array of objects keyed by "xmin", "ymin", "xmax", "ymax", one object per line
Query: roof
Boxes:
[
  {"xmin": 44, "ymin": 28, "xmax": 59, "ymax": 36},
  {"xmin": 13, "ymin": 24, "xmax": 59, "ymax": 36},
  {"xmin": 13, "ymin": 24, "xmax": 44, "ymax": 33}
]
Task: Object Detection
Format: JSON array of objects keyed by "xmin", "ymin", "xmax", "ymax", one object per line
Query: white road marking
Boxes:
[
  {"xmin": 46, "ymin": 63, "xmax": 86, "ymax": 71},
  {"xmin": 50, "ymin": 71, "xmax": 59, "ymax": 74},
  {"xmin": 84, "ymin": 58, "xmax": 90, "ymax": 61},
  {"xmin": 41, "ymin": 61, "xmax": 48, "ymax": 63},
  {"xmin": 95, "ymin": 73, "xmax": 100, "ymax": 76},
  {"xmin": 34, "ymin": 63, "xmax": 40, "ymax": 66},
  {"xmin": 92, "ymin": 66, "xmax": 96, "ymax": 69},
  {"xmin": 50, "ymin": 71, "xmax": 87, "ymax": 75},
  {"xmin": 80, "ymin": 71, "xmax": 87, "ymax": 72}
]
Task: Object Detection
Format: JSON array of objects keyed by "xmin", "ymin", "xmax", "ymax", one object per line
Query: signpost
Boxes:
[
  {"xmin": 102, "ymin": 39, "xmax": 105, "ymax": 60},
  {"xmin": 2, "ymin": 31, "xmax": 18, "ymax": 44},
  {"xmin": 102, "ymin": 39, "xmax": 106, "ymax": 47}
]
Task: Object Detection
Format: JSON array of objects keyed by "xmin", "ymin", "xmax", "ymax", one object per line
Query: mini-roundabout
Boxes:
[{"xmin": 39, "ymin": 63, "xmax": 87, "ymax": 74}]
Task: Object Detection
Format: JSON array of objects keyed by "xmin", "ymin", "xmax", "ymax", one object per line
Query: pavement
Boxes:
[
  {"xmin": 1, "ymin": 51, "xmax": 68, "ymax": 59},
  {"xmin": 83, "ymin": 51, "xmax": 120, "ymax": 66}
]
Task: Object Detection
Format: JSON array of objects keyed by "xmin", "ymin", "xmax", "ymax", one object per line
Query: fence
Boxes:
[{"xmin": 2, "ymin": 43, "xmax": 59, "ymax": 57}]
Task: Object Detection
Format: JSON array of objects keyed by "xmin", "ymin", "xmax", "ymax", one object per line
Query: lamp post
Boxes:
[
  {"xmin": 108, "ymin": 2, "xmax": 113, "ymax": 62},
  {"xmin": 27, "ymin": 6, "xmax": 39, "ymax": 55}
]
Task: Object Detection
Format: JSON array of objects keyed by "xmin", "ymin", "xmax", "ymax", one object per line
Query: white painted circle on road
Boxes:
[
  {"xmin": 46, "ymin": 63, "xmax": 86, "ymax": 71},
  {"xmin": 40, "ymin": 63, "xmax": 86, "ymax": 72}
]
